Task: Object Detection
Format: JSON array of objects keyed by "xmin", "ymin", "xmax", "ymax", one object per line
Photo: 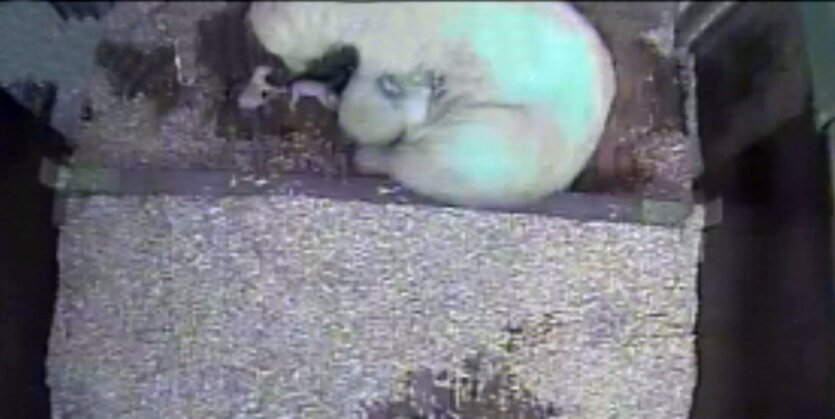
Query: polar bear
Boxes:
[{"xmin": 248, "ymin": 2, "xmax": 616, "ymax": 208}]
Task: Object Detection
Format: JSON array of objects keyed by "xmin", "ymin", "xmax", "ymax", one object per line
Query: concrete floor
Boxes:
[{"xmin": 48, "ymin": 195, "xmax": 701, "ymax": 418}]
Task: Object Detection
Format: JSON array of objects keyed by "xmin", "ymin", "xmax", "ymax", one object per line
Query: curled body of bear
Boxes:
[
  {"xmin": 248, "ymin": 2, "xmax": 616, "ymax": 207},
  {"xmin": 354, "ymin": 105, "xmax": 597, "ymax": 208}
]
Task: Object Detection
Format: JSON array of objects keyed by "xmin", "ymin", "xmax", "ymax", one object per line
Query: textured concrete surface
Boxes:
[{"xmin": 49, "ymin": 196, "xmax": 702, "ymax": 418}]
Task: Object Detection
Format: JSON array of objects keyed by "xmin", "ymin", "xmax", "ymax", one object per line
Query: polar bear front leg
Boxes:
[{"xmin": 353, "ymin": 145, "xmax": 392, "ymax": 175}]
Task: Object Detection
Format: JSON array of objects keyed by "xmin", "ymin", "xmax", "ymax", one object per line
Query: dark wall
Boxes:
[
  {"xmin": 0, "ymin": 85, "xmax": 71, "ymax": 419},
  {"xmin": 690, "ymin": 3, "xmax": 835, "ymax": 418}
]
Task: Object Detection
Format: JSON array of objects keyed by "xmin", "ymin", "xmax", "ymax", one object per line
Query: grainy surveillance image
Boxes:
[{"xmin": 0, "ymin": 1, "xmax": 833, "ymax": 418}]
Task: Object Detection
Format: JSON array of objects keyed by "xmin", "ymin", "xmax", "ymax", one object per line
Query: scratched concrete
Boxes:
[{"xmin": 49, "ymin": 196, "xmax": 702, "ymax": 418}]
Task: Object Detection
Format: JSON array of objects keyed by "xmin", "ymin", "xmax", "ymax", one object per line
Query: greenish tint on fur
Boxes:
[
  {"xmin": 443, "ymin": 123, "xmax": 532, "ymax": 191},
  {"xmin": 440, "ymin": 4, "xmax": 595, "ymax": 143}
]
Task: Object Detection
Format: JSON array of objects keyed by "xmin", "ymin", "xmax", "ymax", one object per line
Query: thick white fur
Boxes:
[
  {"xmin": 248, "ymin": 2, "xmax": 617, "ymax": 207},
  {"xmin": 248, "ymin": 3, "xmax": 469, "ymax": 74},
  {"xmin": 355, "ymin": 105, "xmax": 572, "ymax": 207}
]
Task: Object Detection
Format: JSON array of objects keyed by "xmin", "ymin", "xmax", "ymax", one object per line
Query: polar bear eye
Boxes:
[{"xmin": 376, "ymin": 74, "xmax": 405, "ymax": 99}]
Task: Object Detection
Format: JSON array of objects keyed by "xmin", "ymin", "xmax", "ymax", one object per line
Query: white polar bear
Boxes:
[{"xmin": 248, "ymin": 2, "xmax": 616, "ymax": 208}]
